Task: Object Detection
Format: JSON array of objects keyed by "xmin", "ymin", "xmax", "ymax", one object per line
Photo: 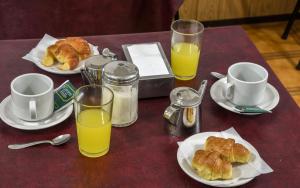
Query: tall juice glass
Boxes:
[
  {"xmin": 171, "ymin": 19, "xmax": 204, "ymax": 80},
  {"xmin": 74, "ymin": 85, "xmax": 114, "ymax": 158}
]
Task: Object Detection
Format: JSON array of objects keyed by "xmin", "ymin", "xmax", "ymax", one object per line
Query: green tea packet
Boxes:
[{"xmin": 54, "ymin": 80, "xmax": 76, "ymax": 112}]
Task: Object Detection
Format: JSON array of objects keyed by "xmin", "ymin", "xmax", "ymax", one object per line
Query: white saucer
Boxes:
[
  {"xmin": 177, "ymin": 132, "xmax": 261, "ymax": 187},
  {"xmin": 210, "ymin": 78, "xmax": 280, "ymax": 115},
  {"xmin": 0, "ymin": 95, "xmax": 73, "ymax": 130}
]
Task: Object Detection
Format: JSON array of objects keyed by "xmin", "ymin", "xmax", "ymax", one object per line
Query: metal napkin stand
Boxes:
[{"xmin": 122, "ymin": 42, "xmax": 175, "ymax": 99}]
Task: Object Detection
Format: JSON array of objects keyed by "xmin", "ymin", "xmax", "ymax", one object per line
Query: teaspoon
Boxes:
[
  {"xmin": 8, "ymin": 134, "xmax": 71, "ymax": 149},
  {"xmin": 102, "ymin": 48, "xmax": 118, "ymax": 60},
  {"xmin": 210, "ymin": 72, "xmax": 226, "ymax": 79}
]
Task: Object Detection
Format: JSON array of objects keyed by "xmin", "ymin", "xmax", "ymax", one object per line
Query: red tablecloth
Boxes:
[{"xmin": 0, "ymin": 26, "xmax": 299, "ymax": 187}]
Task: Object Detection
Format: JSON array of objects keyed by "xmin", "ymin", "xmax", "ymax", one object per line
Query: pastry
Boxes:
[
  {"xmin": 41, "ymin": 37, "xmax": 91, "ymax": 70},
  {"xmin": 204, "ymin": 136, "xmax": 250, "ymax": 163},
  {"xmin": 52, "ymin": 44, "xmax": 79, "ymax": 70},
  {"xmin": 65, "ymin": 37, "xmax": 91, "ymax": 60},
  {"xmin": 42, "ymin": 44, "xmax": 57, "ymax": 67},
  {"xmin": 55, "ymin": 37, "xmax": 91, "ymax": 60},
  {"xmin": 192, "ymin": 150, "xmax": 232, "ymax": 180}
]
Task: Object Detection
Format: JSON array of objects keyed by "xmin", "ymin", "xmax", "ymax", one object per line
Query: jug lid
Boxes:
[
  {"xmin": 84, "ymin": 55, "xmax": 112, "ymax": 70},
  {"xmin": 170, "ymin": 87, "xmax": 201, "ymax": 107}
]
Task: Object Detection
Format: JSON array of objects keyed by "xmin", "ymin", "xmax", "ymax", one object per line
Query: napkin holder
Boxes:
[{"xmin": 122, "ymin": 42, "xmax": 175, "ymax": 99}]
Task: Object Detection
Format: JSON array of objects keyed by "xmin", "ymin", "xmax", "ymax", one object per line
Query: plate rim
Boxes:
[
  {"xmin": 23, "ymin": 43, "xmax": 97, "ymax": 75},
  {"xmin": 0, "ymin": 95, "xmax": 73, "ymax": 130},
  {"xmin": 177, "ymin": 131, "xmax": 260, "ymax": 187},
  {"xmin": 210, "ymin": 77, "xmax": 280, "ymax": 115},
  {"xmin": 33, "ymin": 60, "xmax": 81, "ymax": 75}
]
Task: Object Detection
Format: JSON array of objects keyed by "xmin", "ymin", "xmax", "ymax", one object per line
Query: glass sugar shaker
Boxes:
[{"xmin": 102, "ymin": 61, "xmax": 139, "ymax": 127}]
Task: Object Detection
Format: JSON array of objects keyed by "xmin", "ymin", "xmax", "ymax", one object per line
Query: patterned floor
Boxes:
[{"xmin": 242, "ymin": 21, "xmax": 300, "ymax": 107}]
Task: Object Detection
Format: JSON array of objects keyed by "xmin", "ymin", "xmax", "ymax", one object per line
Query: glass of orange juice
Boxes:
[
  {"xmin": 74, "ymin": 85, "xmax": 114, "ymax": 158},
  {"xmin": 171, "ymin": 19, "xmax": 204, "ymax": 80}
]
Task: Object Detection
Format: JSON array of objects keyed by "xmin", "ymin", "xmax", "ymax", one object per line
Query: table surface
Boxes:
[{"xmin": 0, "ymin": 26, "xmax": 299, "ymax": 188}]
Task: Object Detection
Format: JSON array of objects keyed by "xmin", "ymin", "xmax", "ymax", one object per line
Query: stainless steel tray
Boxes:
[{"xmin": 122, "ymin": 42, "xmax": 175, "ymax": 99}]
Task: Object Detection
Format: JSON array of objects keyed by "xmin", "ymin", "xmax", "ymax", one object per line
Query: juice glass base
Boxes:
[{"xmin": 79, "ymin": 147, "xmax": 109, "ymax": 158}]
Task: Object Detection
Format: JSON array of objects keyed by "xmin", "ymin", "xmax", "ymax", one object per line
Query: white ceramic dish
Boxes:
[
  {"xmin": 0, "ymin": 95, "xmax": 73, "ymax": 130},
  {"xmin": 22, "ymin": 34, "xmax": 99, "ymax": 75},
  {"xmin": 28, "ymin": 44, "xmax": 98, "ymax": 75},
  {"xmin": 177, "ymin": 132, "xmax": 261, "ymax": 187},
  {"xmin": 210, "ymin": 78, "xmax": 280, "ymax": 115}
]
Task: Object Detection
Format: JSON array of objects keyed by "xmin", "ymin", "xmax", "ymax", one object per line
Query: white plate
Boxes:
[
  {"xmin": 0, "ymin": 95, "xmax": 73, "ymax": 130},
  {"xmin": 177, "ymin": 132, "xmax": 261, "ymax": 187},
  {"xmin": 22, "ymin": 34, "xmax": 99, "ymax": 75},
  {"xmin": 210, "ymin": 78, "xmax": 280, "ymax": 115},
  {"xmin": 32, "ymin": 57, "xmax": 85, "ymax": 75}
]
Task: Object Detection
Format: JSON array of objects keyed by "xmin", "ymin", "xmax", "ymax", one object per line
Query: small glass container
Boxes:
[{"xmin": 102, "ymin": 61, "xmax": 139, "ymax": 127}]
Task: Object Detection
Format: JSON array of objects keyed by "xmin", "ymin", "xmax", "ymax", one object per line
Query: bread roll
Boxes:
[
  {"xmin": 204, "ymin": 136, "xmax": 250, "ymax": 163},
  {"xmin": 192, "ymin": 150, "xmax": 232, "ymax": 180}
]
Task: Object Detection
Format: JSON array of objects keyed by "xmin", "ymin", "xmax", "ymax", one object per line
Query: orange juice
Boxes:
[
  {"xmin": 171, "ymin": 42, "xmax": 200, "ymax": 80},
  {"xmin": 76, "ymin": 109, "xmax": 111, "ymax": 157}
]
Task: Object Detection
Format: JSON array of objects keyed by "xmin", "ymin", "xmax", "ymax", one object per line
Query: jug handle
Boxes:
[{"xmin": 163, "ymin": 105, "xmax": 180, "ymax": 124}]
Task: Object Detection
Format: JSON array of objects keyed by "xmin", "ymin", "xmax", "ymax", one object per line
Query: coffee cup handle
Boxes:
[
  {"xmin": 29, "ymin": 99, "xmax": 37, "ymax": 120},
  {"xmin": 223, "ymin": 82, "xmax": 234, "ymax": 100}
]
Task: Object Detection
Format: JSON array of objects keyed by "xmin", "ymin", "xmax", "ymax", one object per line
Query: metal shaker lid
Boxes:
[
  {"xmin": 102, "ymin": 61, "xmax": 139, "ymax": 85},
  {"xmin": 170, "ymin": 87, "xmax": 201, "ymax": 107},
  {"xmin": 84, "ymin": 55, "xmax": 112, "ymax": 70}
]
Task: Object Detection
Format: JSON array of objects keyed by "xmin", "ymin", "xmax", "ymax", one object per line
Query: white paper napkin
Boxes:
[
  {"xmin": 127, "ymin": 43, "xmax": 170, "ymax": 77},
  {"xmin": 22, "ymin": 34, "xmax": 99, "ymax": 68},
  {"xmin": 178, "ymin": 127, "xmax": 273, "ymax": 185}
]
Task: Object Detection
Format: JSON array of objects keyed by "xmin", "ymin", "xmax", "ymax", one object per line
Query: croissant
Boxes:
[
  {"xmin": 204, "ymin": 136, "xmax": 250, "ymax": 163},
  {"xmin": 56, "ymin": 37, "xmax": 91, "ymax": 60},
  {"xmin": 52, "ymin": 44, "xmax": 79, "ymax": 70},
  {"xmin": 41, "ymin": 37, "xmax": 91, "ymax": 70},
  {"xmin": 42, "ymin": 44, "xmax": 56, "ymax": 67},
  {"xmin": 192, "ymin": 150, "xmax": 232, "ymax": 180}
]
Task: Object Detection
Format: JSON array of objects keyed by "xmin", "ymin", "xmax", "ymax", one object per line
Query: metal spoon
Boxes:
[
  {"xmin": 198, "ymin": 80, "xmax": 208, "ymax": 103},
  {"xmin": 210, "ymin": 72, "xmax": 226, "ymax": 79},
  {"xmin": 8, "ymin": 134, "xmax": 71, "ymax": 149},
  {"xmin": 102, "ymin": 48, "xmax": 117, "ymax": 60}
]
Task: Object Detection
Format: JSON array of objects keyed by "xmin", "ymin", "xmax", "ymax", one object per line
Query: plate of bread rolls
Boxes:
[
  {"xmin": 23, "ymin": 34, "xmax": 99, "ymax": 74},
  {"xmin": 177, "ymin": 132, "xmax": 262, "ymax": 187}
]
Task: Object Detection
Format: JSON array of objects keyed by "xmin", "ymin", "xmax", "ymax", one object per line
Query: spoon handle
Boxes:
[
  {"xmin": 198, "ymin": 80, "xmax": 208, "ymax": 103},
  {"xmin": 8, "ymin": 140, "xmax": 51, "ymax": 149},
  {"xmin": 210, "ymin": 72, "xmax": 226, "ymax": 79}
]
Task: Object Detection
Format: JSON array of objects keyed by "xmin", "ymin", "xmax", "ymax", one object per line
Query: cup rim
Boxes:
[
  {"xmin": 171, "ymin": 19, "xmax": 204, "ymax": 36},
  {"xmin": 10, "ymin": 73, "xmax": 54, "ymax": 97},
  {"xmin": 74, "ymin": 84, "xmax": 114, "ymax": 108},
  {"xmin": 228, "ymin": 62, "xmax": 268, "ymax": 84}
]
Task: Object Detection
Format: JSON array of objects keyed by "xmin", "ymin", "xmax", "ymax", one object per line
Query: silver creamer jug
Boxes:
[{"xmin": 163, "ymin": 80, "xmax": 207, "ymax": 136}]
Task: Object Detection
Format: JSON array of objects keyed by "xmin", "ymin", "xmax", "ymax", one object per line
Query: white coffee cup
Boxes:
[
  {"xmin": 10, "ymin": 73, "xmax": 54, "ymax": 121},
  {"xmin": 222, "ymin": 62, "xmax": 268, "ymax": 106}
]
